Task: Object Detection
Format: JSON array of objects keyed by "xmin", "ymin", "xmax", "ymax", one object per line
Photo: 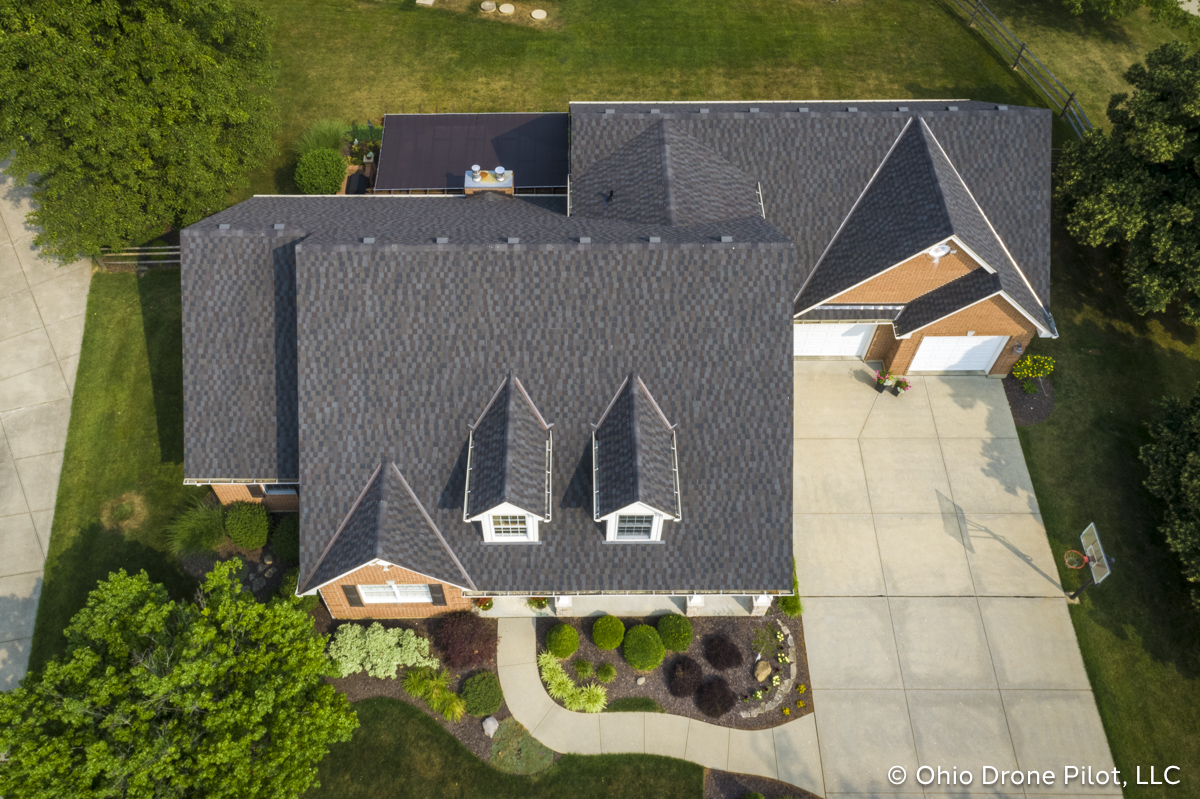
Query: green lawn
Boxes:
[
  {"xmin": 304, "ymin": 698, "xmax": 701, "ymax": 799},
  {"xmin": 251, "ymin": 0, "xmax": 1055, "ymax": 193},
  {"xmin": 28, "ymin": 271, "xmax": 205, "ymax": 672},
  {"xmin": 1021, "ymin": 228, "xmax": 1200, "ymax": 799}
]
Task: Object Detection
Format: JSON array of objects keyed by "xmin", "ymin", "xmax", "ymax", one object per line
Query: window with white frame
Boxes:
[
  {"xmin": 491, "ymin": 514, "xmax": 529, "ymax": 539},
  {"xmin": 263, "ymin": 484, "xmax": 298, "ymax": 496},
  {"xmin": 616, "ymin": 515, "xmax": 655, "ymax": 539},
  {"xmin": 358, "ymin": 584, "xmax": 433, "ymax": 604}
]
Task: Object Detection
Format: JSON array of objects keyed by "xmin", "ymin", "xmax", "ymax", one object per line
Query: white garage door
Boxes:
[
  {"xmin": 909, "ymin": 336, "xmax": 1007, "ymax": 372},
  {"xmin": 793, "ymin": 323, "xmax": 875, "ymax": 358}
]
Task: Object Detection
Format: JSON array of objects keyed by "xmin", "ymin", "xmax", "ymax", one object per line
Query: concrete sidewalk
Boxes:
[
  {"xmin": 496, "ymin": 617, "xmax": 826, "ymax": 795},
  {"xmin": 0, "ymin": 166, "xmax": 92, "ymax": 688}
]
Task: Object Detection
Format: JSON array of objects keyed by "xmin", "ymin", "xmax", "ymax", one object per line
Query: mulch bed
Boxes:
[
  {"xmin": 317, "ymin": 613, "xmax": 519, "ymax": 763},
  {"xmin": 705, "ymin": 769, "xmax": 820, "ymax": 799},
  {"xmin": 536, "ymin": 608, "xmax": 812, "ymax": 730},
  {"xmin": 178, "ymin": 540, "xmax": 288, "ymax": 602},
  {"xmin": 1003, "ymin": 375, "xmax": 1055, "ymax": 426}
]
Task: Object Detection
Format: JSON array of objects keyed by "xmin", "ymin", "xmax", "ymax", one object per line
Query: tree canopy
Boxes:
[
  {"xmin": 1141, "ymin": 387, "xmax": 1200, "ymax": 611},
  {"xmin": 0, "ymin": 562, "xmax": 357, "ymax": 798},
  {"xmin": 1057, "ymin": 42, "xmax": 1200, "ymax": 323},
  {"xmin": 0, "ymin": 0, "xmax": 277, "ymax": 260},
  {"xmin": 1062, "ymin": 0, "xmax": 1198, "ymax": 32}
]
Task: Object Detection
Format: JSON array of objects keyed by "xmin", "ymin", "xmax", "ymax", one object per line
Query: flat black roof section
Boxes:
[{"xmin": 375, "ymin": 113, "xmax": 569, "ymax": 190}]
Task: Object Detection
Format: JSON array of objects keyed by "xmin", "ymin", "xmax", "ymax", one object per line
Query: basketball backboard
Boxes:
[{"xmin": 1080, "ymin": 523, "xmax": 1110, "ymax": 584}]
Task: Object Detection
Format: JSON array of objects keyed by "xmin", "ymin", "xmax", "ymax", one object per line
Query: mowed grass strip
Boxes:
[
  {"xmin": 1023, "ymin": 229, "xmax": 1200, "ymax": 799},
  {"xmin": 28, "ymin": 271, "xmax": 204, "ymax": 672},
  {"xmin": 251, "ymin": 0, "xmax": 1048, "ymax": 193},
  {"xmin": 304, "ymin": 697, "xmax": 702, "ymax": 799}
]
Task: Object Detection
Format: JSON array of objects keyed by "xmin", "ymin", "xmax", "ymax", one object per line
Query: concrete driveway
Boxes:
[
  {"xmin": 794, "ymin": 360, "xmax": 1119, "ymax": 796},
  {"xmin": 0, "ymin": 166, "xmax": 92, "ymax": 688}
]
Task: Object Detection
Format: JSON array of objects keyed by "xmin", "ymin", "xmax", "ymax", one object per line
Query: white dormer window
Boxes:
[
  {"xmin": 615, "ymin": 515, "xmax": 654, "ymax": 539},
  {"xmin": 492, "ymin": 514, "xmax": 529, "ymax": 539},
  {"xmin": 479, "ymin": 505, "xmax": 540, "ymax": 543}
]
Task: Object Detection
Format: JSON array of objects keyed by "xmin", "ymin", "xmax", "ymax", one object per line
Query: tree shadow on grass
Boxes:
[
  {"xmin": 137, "ymin": 269, "xmax": 186, "ymax": 465},
  {"xmin": 28, "ymin": 522, "xmax": 197, "ymax": 673}
]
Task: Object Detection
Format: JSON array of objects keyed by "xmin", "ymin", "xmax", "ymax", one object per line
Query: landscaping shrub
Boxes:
[
  {"xmin": 277, "ymin": 568, "xmax": 319, "ymax": 613},
  {"xmin": 605, "ymin": 697, "xmax": 664, "ymax": 713},
  {"xmin": 437, "ymin": 611, "xmax": 496, "ymax": 669},
  {"xmin": 778, "ymin": 557, "xmax": 803, "ymax": 617},
  {"xmin": 460, "ymin": 671, "xmax": 504, "ymax": 717},
  {"xmin": 696, "ymin": 677, "xmax": 736, "ymax": 718},
  {"xmin": 164, "ymin": 495, "xmax": 226, "ymax": 555},
  {"xmin": 703, "ymin": 634, "xmax": 743, "ymax": 670},
  {"xmin": 225, "ymin": 501, "xmax": 269, "ymax": 549},
  {"xmin": 294, "ymin": 147, "xmax": 345, "ymax": 195},
  {"xmin": 666, "ymin": 655, "xmax": 704, "ymax": 698},
  {"xmin": 293, "ymin": 119, "xmax": 346, "ymax": 158},
  {"xmin": 572, "ymin": 659, "xmax": 593, "ymax": 679},
  {"xmin": 272, "ymin": 513, "xmax": 300, "ymax": 563},
  {"xmin": 329, "ymin": 622, "xmax": 439, "ymax": 678},
  {"xmin": 622, "ymin": 624, "xmax": 666, "ymax": 671},
  {"xmin": 656, "ymin": 613, "xmax": 693, "ymax": 651},
  {"xmin": 536, "ymin": 652, "xmax": 607, "ymax": 713},
  {"xmin": 591, "ymin": 614, "xmax": 624, "ymax": 650},
  {"xmin": 595, "ymin": 663, "xmax": 617, "ymax": 683},
  {"xmin": 546, "ymin": 623, "xmax": 579, "ymax": 658},
  {"xmin": 403, "ymin": 667, "xmax": 465, "ymax": 721}
]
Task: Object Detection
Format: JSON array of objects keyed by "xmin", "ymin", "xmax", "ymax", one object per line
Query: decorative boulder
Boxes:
[
  {"xmin": 483, "ymin": 716, "xmax": 500, "ymax": 738},
  {"xmin": 754, "ymin": 660, "xmax": 772, "ymax": 683}
]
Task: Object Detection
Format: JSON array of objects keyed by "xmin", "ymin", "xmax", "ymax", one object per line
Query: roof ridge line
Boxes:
[
  {"xmin": 391, "ymin": 462, "xmax": 478, "ymax": 591},
  {"xmin": 914, "ymin": 119, "xmax": 956, "ymax": 244},
  {"xmin": 301, "ymin": 461, "xmax": 384, "ymax": 591},
  {"xmin": 658, "ymin": 122, "xmax": 680, "ymax": 227}
]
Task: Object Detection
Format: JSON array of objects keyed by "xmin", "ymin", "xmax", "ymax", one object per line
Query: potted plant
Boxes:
[
  {"xmin": 874, "ymin": 369, "xmax": 892, "ymax": 393},
  {"xmin": 472, "ymin": 597, "xmax": 494, "ymax": 611},
  {"xmin": 891, "ymin": 377, "xmax": 911, "ymax": 396}
]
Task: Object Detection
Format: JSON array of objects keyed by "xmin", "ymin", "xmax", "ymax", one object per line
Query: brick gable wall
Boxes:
[
  {"xmin": 317, "ymin": 563, "xmax": 473, "ymax": 619},
  {"xmin": 828, "ymin": 248, "xmax": 981, "ymax": 305},
  {"xmin": 879, "ymin": 295, "xmax": 1035, "ymax": 376}
]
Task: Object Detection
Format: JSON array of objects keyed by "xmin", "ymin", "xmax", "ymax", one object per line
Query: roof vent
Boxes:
[
  {"xmin": 507, "ymin": 237, "xmax": 520, "ymax": 244},
  {"xmin": 997, "ymin": 105, "xmax": 1008, "ymax": 111},
  {"xmin": 948, "ymin": 105, "xmax": 958, "ymax": 111},
  {"xmin": 928, "ymin": 243, "xmax": 952, "ymax": 261},
  {"xmin": 720, "ymin": 235, "xmax": 733, "ymax": 243},
  {"xmin": 798, "ymin": 107, "xmax": 809, "ymax": 112},
  {"xmin": 898, "ymin": 106, "xmax": 909, "ymax": 112},
  {"xmin": 470, "ymin": 164, "xmax": 481, "ymax": 181},
  {"xmin": 699, "ymin": 108, "xmax": 709, "ymax": 114},
  {"xmin": 604, "ymin": 108, "xmax": 615, "ymax": 114},
  {"xmin": 218, "ymin": 223, "xmax": 230, "ymax": 230},
  {"xmin": 465, "ymin": 165, "xmax": 514, "ymax": 194},
  {"xmin": 436, "ymin": 236, "xmax": 449, "ymax": 244},
  {"xmin": 578, "ymin": 236, "xmax": 591, "ymax": 244},
  {"xmin": 650, "ymin": 108, "xmax": 660, "ymax": 114},
  {"xmin": 649, "ymin": 236, "xmax": 661, "ymax": 243},
  {"xmin": 750, "ymin": 107, "xmax": 760, "ymax": 113},
  {"xmin": 362, "ymin": 237, "xmax": 375, "ymax": 244},
  {"xmin": 273, "ymin": 223, "xmax": 285, "ymax": 230},
  {"xmin": 847, "ymin": 107, "xmax": 857, "ymax": 112}
]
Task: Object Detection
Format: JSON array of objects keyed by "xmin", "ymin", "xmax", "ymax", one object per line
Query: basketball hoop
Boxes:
[{"xmin": 1064, "ymin": 550, "xmax": 1089, "ymax": 570}]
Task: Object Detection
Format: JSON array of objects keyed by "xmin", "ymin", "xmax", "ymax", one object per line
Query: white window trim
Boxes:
[
  {"xmin": 477, "ymin": 502, "xmax": 540, "ymax": 543},
  {"xmin": 358, "ymin": 583, "xmax": 433, "ymax": 604},
  {"xmin": 601, "ymin": 502, "xmax": 667, "ymax": 543},
  {"xmin": 262, "ymin": 483, "xmax": 298, "ymax": 495}
]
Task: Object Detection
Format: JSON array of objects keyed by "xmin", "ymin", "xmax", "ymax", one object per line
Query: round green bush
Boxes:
[
  {"xmin": 595, "ymin": 663, "xmax": 617, "ymax": 683},
  {"xmin": 656, "ymin": 613, "xmax": 693, "ymax": 651},
  {"xmin": 591, "ymin": 615, "xmax": 625, "ymax": 650},
  {"xmin": 461, "ymin": 671, "xmax": 504, "ymax": 717},
  {"xmin": 225, "ymin": 501, "xmax": 269, "ymax": 549},
  {"xmin": 546, "ymin": 623, "xmax": 579, "ymax": 659},
  {"xmin": 622, "ymin": 624, "xmax": 665, "ymax": 671},
  {"xmin": 572, "ymin": 659, "xmax": 593, "ymax": 679},
  {"xmin": 294, "ymin": 147, "xmax": 346, "ymax": 195},
  {"xmin": 272, "ymin": 513, "xmax": 300, "ymax": 563}
]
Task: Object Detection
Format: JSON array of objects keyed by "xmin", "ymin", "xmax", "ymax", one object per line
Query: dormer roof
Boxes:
[
  {"xmin": 593, "ymin": 375, "xmax": 681, "ymax": 520},
  {"xmin": 793, "ymin": 117, "xmax": 1054, "ymax": 336},
  {"xmin": 464, "ymin": 374, "xmax": 552, "ymax": 521},
  {"xmin": 299, "ymin": 461, "xmax": 475, "ymax": 593}
]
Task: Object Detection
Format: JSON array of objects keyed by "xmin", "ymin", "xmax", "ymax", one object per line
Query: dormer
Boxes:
[
  {"xmin": 463, "ymin": 374, "xmax": 552, "ymax": 543},
  {"xmin": 592, "ymin": 375, "xmax": 682, "ymax": 543}
]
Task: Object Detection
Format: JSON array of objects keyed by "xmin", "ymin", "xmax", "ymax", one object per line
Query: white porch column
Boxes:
[
  {"xmin": 751, "ymin": 594, "xmax": 772, "ymax": 616},
  {"xmin": 554, "ymin": 595, "xmax": 573, "ymax": 617}
]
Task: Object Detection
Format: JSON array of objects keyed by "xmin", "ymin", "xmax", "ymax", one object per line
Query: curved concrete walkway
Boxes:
[{"xmin": 496, "ymin": 618, "xmax": 825, "ymax": 795}]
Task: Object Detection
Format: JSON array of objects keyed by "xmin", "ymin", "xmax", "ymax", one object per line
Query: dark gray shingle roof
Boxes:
[
  {"xmin": 593, "ymin": 376, "xmax": 680, "ymax": 519},
  {"xmin": 893, "ymin": 269, "xmax": 1004, "ymax": 336},
  {"xmin": 303, "ymin": 461, "xmax": 475, "ymax": 591},
  {"xmin": 465, "ymin": 375, "xmax": 551, "ymax": 520}
]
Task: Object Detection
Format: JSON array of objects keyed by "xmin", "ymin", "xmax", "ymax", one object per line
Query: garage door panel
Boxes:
[
  {"xmin": 794, "ymin": 323, "xmax": 875, "ymax": 358},
  {"xmin": 909, "ymin": 336, "xmax": 1006, "ymax": 372}
]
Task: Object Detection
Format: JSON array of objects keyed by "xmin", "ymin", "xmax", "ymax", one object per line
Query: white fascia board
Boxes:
[
  {"xmin": 467, "ymin": 500, "xmax": 545, "ymax": 523},
  {"xmin": 792, "ymin": 117, "xmax": 916, "ymax": 313},
  {"xmin": 299, "ymin": 559, "xmax": 472, "ymax": 597}
]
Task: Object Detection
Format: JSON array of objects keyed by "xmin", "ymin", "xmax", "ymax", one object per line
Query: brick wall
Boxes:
[
  {"xmin": 830, "ymin": 249, "xmax": 980, "ymax": 305},
  {"xmin": 865, "ymin": 324, "xmax": 900, "ymax": 363},
  {"xmin": 318, "ymin": 563, "xmax": 473, "ymax": 620},
  {"xmin": 210, "ymin": 483, "xmax": 299, "ymax": 512},
  {"xmin": 886, "ymin": 296, "xmax": 1036, "ymax": 376}
]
